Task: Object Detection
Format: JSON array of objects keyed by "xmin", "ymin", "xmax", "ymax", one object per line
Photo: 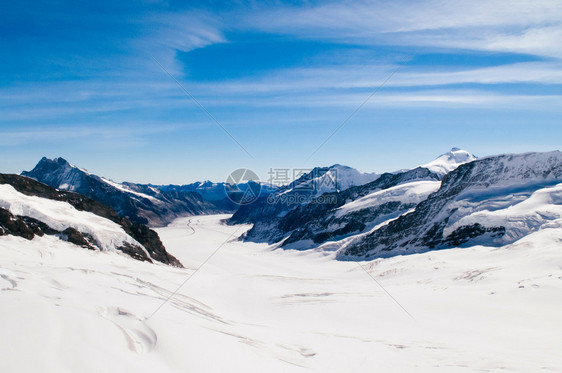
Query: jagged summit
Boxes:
[
  {"xmin": 37, "ymin": 156, "xmax": 72, "ymax": 168},
  {"xmin": 53, "ymin": 157, "xmax": 69, "ymax": 164}
]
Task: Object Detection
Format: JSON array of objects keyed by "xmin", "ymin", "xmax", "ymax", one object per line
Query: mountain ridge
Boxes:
[
  {"xmin": 341, "ymin": 150, "xmax": 562, "ymax": 259},
  {"xmin": 226, "ymin": 149, "xmax": 562, "ymax": 261},
  {"xmin": 22, "ymin": 157, "xmax": 235, "ymax": 226},
  {"xmin": 229, "ymin": 149, "xmax": 477, "ymax": 247},
  {"xmin": 17, "ymin": 149, "xmax": 562, "ymax": 262}
]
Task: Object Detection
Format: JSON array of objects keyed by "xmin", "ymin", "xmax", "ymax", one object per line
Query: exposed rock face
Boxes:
[
  {"xmin": 341, "ymin": 151, "xmax": 562, "ymax": 259},
  {"xmin": 22, "ymin": 157, "xmax": 233, "ymax": 226},
  {"xmin": 0, "ymin": 173, "xmax": 182, "ymax": 267},
  {"xmin": 229, "ymin": 150, "xmax": 562, "ymax": 261},
  {"xmin": 231, "ymin": 166, "xmax": 441, "ymax": 245},
  {"xmin": 0, "ymin": 206, "xmax": 99, "ymax": 251},
  {"xmin": 60, "ymin": 227, "xmax": 97, "ymax": 250},
  {"xmin": 0, "ymin": 207, "xmax": 36, "ymax": 240}
]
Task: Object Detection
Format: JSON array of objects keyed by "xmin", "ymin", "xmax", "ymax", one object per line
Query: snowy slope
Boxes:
[
  {"xmin": 99, "ymin": 177, "xmax": 158, "ymax": 201},
  {"xmin": 335, "ymin": 180, "xmax": 440, "ymax": 217},
  {"xmin": 444, "ymin": 181, "xmax": 562, "ymax": 244},
  {"xmin": 0, "ymin": 214, "xmax": 560, "ymax": 372},
  {"xmin": 0, "ymin": 184, "xmax": 145, "ymax": 253},
  {"xmin": 278, "ymin": 171, "xmax": 442, "ymax": 250}
]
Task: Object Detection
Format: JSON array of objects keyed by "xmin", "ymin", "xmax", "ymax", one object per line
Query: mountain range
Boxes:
[
  {"xmin": 229, "ymin": 148, "xmax": 476, "ymax": 246},
  {"xmin": 229, "ymin": 148, "xmax": 562, "ymax": 261},
  {"xmin": 3, "ymin": 148, "xmax": 561, "ymax": 265},
  {"xmin": 21, "ymin": 157, "xmax": 237, "ymax": 227},
  {"xmin": 341, "ymin": 151, "xmax": 562, "ymax": 259}
]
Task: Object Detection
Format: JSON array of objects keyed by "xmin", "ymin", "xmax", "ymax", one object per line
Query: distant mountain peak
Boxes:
[
  {"xmin": 328, "ymin": 163, "xmax": 348, "ymax": 170},
  {"xmin": 284, "ymin": 164, "xmax": 378, "ymax": 194},
  {"xmin": 422, "ymin": 148, "xmax": 477, "ymax": 177}
]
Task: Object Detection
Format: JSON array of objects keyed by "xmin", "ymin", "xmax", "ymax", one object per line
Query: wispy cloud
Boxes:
[
  {"xmin": 138, "ymin": 11, "xmax": 227, "ymax": 74},
  {"xmin": 187, "ymin": 61, "xmax": 562, "ymax": 94},
  {"xmin": 240, "ymin": 0, "xmax": 562, "ymax": 58},
  {"xmin": 184, "ymin": 89, "xmax": 562, "ymax": 111},
  {"xmin": 3, "ymin": 60, "xmax": 561, "ymax": 126}
]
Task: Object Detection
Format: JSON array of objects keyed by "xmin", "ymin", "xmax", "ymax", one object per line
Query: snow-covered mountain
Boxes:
[
  {"xmin": 228, "ymin": 165, "xmax": 375, "ymax": 231},
  {"xmin": 341, "ymin": 151, "xmax": 562, "ymax": 259},
  {"xmin": 278, "ymin": 164, "xmax": 379, "ymax": 196},
  {"xmin": 17, "ymin": 149, "xmax": 561, "ymax": 263},
  {"xmin": 421, "ymin": 147, "xmax": 477, "ymax": 177},
  {"xmin": 22, "ymin": 157, "xmax": 234, "ymax": 226},
  {"xmin": 235, "ymin": 149, "xmax": 562, "ymax": 261},
  {"xmin": 0, "ymin": 173, "xmax": 181, "ymax": 266},
  {"xmin": 229, "ymin": 164, "xmax": 378, "ymax": 234},
  {"xmin": 254, "ymin": 167, "xmax": 440, "ymax": 245},
  {"xmin": 229, "ymin": 149, "xmax": 474, "ymax": 246}
]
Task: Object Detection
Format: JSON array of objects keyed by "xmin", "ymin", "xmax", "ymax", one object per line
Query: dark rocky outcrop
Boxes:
[
  {"xmin": 60, "ymin": 227, "xmax": 97, "ymax": 250},
  {"xmin": 0, "ymin": 207, "xmax": 36, "ymax": 240}
]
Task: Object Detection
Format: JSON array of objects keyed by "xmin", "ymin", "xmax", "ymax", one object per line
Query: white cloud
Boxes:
[
  {"xmin": 146, "ymin": 12, "xmax": 225, "ymax": 52},
  {"xmin": 394, "ymin": 62, "xmax": 562, "ymax": 86},
  {"xmin": 198, "ymin": 90, "xmax": 562, "ymax": 110},
  {"xmin": 240, "ymin": 0, "xmax": 562, "ymax": 58},
  {"xmin": 0, "ymin": 122, "xmax": 196, "ymax": 148},
  {"xmin": 179, "ymin": 60, "xmax": 562, "ymax": 99},
  {"xmin": 482, "ymin": 26, "xmax": 562, "ymax": 57},
  {"xmin": 132, "ymin": 11, "xmax": 227, "ymax": 75}
]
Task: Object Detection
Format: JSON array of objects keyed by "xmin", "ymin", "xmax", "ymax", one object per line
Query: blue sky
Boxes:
[{"xmin": 2, "ymin": 0, "xmax": 562, "ymax": 183}]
